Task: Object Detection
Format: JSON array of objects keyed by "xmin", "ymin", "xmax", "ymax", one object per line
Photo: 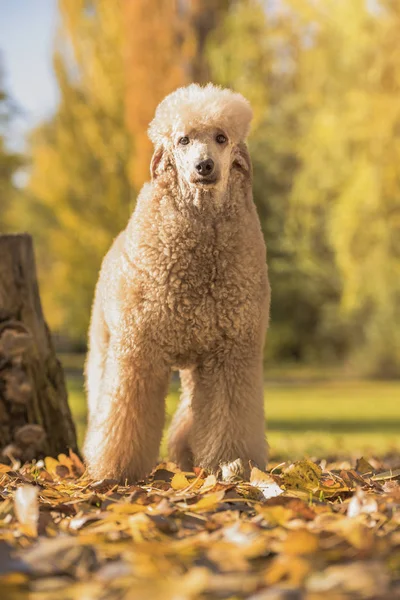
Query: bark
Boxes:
[{"xmin": 0, "ymin": 234, "xmax": 78, "ymax": 462}]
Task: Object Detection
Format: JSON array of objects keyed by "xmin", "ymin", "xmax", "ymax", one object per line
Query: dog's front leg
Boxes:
[
  {"xmin": 83, "ymin": 337, "xmax": 170, "ymax": 483},
  {"xmin": 190, "ymin": 351, "xmax": 268, "ymax": 479}
]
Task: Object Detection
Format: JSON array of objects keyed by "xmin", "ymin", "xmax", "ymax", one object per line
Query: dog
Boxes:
[{"xmin": 84, "ymin": 83, "xmax": 270, "ymax": 482}]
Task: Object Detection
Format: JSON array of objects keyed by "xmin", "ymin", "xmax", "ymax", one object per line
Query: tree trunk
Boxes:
[{"xmin": 0, "ymin": 234, "xmax": 78, "ymax": 463}]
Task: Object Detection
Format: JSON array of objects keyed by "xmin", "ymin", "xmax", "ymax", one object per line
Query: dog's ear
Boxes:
[
  {"xmin": 150, "ymin": 145, "xmax": 175, "ymax": 181},
  {"xmin": 232, "ymin": 142, "xmax": 252, "ymax": 182},
  {"xmin": 150, "ymin": 146, "xmax": 164, "ymax": 180}
]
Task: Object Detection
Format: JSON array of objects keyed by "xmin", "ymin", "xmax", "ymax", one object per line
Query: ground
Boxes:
[
  {"xmin": 0, "ymin": 363, "xmax": 399, "ymax": 599},
  {"xmin": 1, "ymin": 452, "xmax": 400, "ymax": 599}
]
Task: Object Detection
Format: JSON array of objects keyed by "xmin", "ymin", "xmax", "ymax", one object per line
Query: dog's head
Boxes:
[{"xmin": 148, "ymin": 84, "xmax": 253, "ymax": 194}]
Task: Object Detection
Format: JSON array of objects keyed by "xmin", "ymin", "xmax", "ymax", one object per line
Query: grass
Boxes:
[{"xmin": 65, "ymin": 363, "xmax": 400, "ymax": 463}]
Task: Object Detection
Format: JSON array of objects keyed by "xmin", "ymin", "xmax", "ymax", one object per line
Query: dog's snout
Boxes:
[{"xmin": 195, "ymin": 158, "xmax": 214, "ymax": 176}]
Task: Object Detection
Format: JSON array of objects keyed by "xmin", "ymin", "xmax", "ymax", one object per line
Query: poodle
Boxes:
[{"xmin": 84, "ymin": 83, "xmax": 270, "ymax": 482}]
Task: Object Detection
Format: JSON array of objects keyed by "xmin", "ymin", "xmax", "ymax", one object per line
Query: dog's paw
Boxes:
[{"xmin": 220, "ymin": 458, "xmax": 247, "ymax": 482}]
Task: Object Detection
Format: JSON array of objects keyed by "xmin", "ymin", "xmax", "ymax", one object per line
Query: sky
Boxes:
[{"xmin": 0, "ymin": 0, "xmax": 59, "ymax": 149}]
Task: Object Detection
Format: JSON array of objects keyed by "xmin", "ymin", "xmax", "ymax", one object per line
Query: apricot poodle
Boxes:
[{"xmin": 84, "ymin": 83, "xmax": 270, "ymax": 482}]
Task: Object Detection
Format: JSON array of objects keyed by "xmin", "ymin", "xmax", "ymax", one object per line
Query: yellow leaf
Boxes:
[
  {"xmin": 171, "ymin": 472, "xmax": 191, "ymax": 491},
  {"xmin": 107, "ymin": 503, "xmax": 147, "ymax": 514},
  {"xmin": 256, "ymin": 505, "xmax": 293, "ymax": 526},
  {"xmin": 0, "ymin": 464, "xmax": 11, "ymax": 474},
  {"xmin": 0, "ymin": 572, "xmax": 29, "ymax": 585},
  {"xmin": 188, "ymin": 491, "xmax": 225, "ymax": 512},
  {"xmin": 282, "ymin": 529, "xmax": 319, "ymax": 555},
  {"xmin": 44, "ymin": 456, "xmax": 60, "ymax": 478},
  {"xmin": 57, "ymin": 453, "xmax": 69, "ymax": 464},
  {"xmin": 266, "ymin": 555, "xmax": 311, "ymax": 586},
  {"xmin": 129, "ymin": 512, "xmax": 151, "ymax": 542},
  {"xmin": 283, "ymin": 460, "xmax": 322, "ymax": 493}
]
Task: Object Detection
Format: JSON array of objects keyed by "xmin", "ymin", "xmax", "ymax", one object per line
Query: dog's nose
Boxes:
[{"xmin": 195, "ymin": 158, "xmax": 214, "ymax": 176}]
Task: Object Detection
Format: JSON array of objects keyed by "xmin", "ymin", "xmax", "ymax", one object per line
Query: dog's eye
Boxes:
[
  {"xmin": 216, "ymin": 134, "xmax": 227, "ymax": 144},
  {"xmin": 178, "ymin": 136, "xmax": 190, "ymax": 145}
]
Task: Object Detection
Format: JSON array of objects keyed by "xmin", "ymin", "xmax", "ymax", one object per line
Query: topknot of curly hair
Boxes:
[{"xmin": 148, "ymin": 83, "xmax": 253, "ymax": 146}]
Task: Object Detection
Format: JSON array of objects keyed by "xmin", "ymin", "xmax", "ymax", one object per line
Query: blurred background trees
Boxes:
[
  {"xmin": 1, "ymin": 0, "xmax": 399, "ymax": 375},
  {"xmin": 0, "ymin": 63, "xmax": 23, "ymax": 232}
]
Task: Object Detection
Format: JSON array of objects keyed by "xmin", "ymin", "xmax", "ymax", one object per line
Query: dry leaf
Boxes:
[
  {"xmin": 347, "ymin": 489, "xmax": 378, "ymax": 518},
  {"xmin": 307, "ymin": 561, "xmax": 390, "ymax": 595},
  {"xmin": 250, "ymin": 467, "xmax": 284, "ymax": 499},
  {"xmin": 2, "ymin": 455, "xmax": 399, "ymax": 598},
  {"xmin": 200, "ymin": 474, "xmax": 217, "ymax": 492},
  {"xmin": 283, "ymin": 460, "xmax": 322, "ymax": 493},
  {"xmin": 14, "ymin": 485, "xmax": 39, "ymax": 537},
  {"xmin": 355, "ymin": 457, "xmax": 375, "ymax": 475},
  {"xmin": 266, "ymin": 555, "xmax": 312, "ymax": 586},
  {"xmin": 44, "ymin": 456, "xmax": 60, "ymax": 479},
  {"xmin": 371, "ymin": 468, "xmax": 400, "ymax": 481},
  {"xmin": 187, "ymin": 491, "xmax": 226, "ymax": 512},
  {"xmin": 170, "ymin": 472, "xmax": 191, "ymax": 491},
  {"xmin": 282, "ymin": 529, "xmax": 319, "ymax": 555}
]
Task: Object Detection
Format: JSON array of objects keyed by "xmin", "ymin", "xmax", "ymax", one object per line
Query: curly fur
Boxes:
[
  {"xmin": 84, "ymin": 84, "xmax": 270, "ymax": 482},
  {"xmin": 148, "ymin": 83, "xmax": 253, "ymax": 146}
]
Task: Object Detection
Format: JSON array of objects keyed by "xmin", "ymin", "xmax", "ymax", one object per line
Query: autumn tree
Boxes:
[
  {"xmin": 123, "ymin": 0, "xmax": 232, "ymax": 189},
  {"xmin": 22, "ymin": 0, "xmax": 233, "ymax": 340},
  {"xmin": 208, "ymin": 0, "xmax": 322, "ymax": 362},
  {"xmin": 23, "ymin": 0, "xmax": 133, "ymax": 339},
  {"xmin": 18, "ymin": 0, "xmax": 400, "ymax": 373},
  {"xmin": 284, "ymin": 0, "xmax": 400, "ymax": 374},
  {"xmin": 209, "ymin": 0, "xmax": 400, "ymax": 373},
  {"xmin": 0, "ymin": 61, "xmax": 23, "ymax": 233},
  {"xmin": 123, "ymin": 0, "xmax": 189, "ymax": 189}
]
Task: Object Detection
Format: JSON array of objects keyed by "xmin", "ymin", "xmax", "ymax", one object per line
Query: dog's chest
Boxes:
[{"xmin": 148, "ymin": 220, "xmax": 256, "ymax": 355}]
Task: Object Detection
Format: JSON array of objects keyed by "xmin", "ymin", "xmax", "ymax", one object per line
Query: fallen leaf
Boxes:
[
  {"xmin": 250, "ymin": 467, "xmax": 284, "ymax": 499},
  {"xmin": 266, "ymin": 555, "xmax": 312, "ymax": 586},
  {"xmin": 282, "ymin": 529, "xmax": 319, "ymax": 555},
  {"xmin": 355, "ymin": 457, "xmax": 375, "ymax": 475},
  {"xmin": 1, "ymin": 454, "xmax": 399, "ymax": 599},
  {"xmin": 347, "ymin": 489, "xmax": 378, "ymax": 518},
  {"xmin": 371, "ymin": 468, "xmax": 400, "ymax": 481},
  {"xmin": 306, "ymin": 561, "xmax": 390, "ymax": 595},
  {"xmin": 200, "ymin": 474, "xmax": 217, "ymax": 492},
  {"xmin": 256, "ymin": 505, "xmax": 293, "ymax": 526},
  {"xmin": 107, "ymin": 503, "xmax": 147, "ymax": 514},
  {"xmin": 186, "ymin": 491, "xmax": 226, "ymax": 512},
  {"xmin": 44, "ymin": 456, "xmax": 60, "ymax": 479},
  {"xmin": 14, "ymin": 485, "xmax": 39, "ymax": 537},
  {"xmin": 170, "ymin": 472, "xmax": 191, "ymax": 491},
  {"xmin": 283, "ymin": 460, "xmax": 322, "ymax": 494}
]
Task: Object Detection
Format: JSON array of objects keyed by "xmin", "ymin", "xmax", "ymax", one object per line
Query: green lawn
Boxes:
[{"xmin": 66, "ymin": 367, "xmax": 400, "ymax": 463}]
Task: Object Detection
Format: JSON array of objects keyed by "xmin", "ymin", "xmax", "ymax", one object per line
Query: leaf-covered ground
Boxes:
[{"xmin": 1, "ymin": 453, "xmax": 400, "ymax": 600}]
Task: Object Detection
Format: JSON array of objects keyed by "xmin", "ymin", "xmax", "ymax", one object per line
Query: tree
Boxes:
[
  {"xmin": 23, "ymin": 0, "xmax": 133, "ymax": 340},
  {"xmin": 123, "ymin": 0, "xmax": 190, "ymax": 190},
  {"xmin": 0, "ymin": 60, "xmax": 23, "ymax": 233},
  {"xmin": 24, "ymin": 0, "xmax": 233, "ymax": 341},
  {"xmin": 208, "ymin": 0, "xmax": 329, "ymax": 362},
  {"xmin": 209, "ymin": 0, "xmax": 400, "ymax": 373},
  {"xmin": 0, "ymin": 234, "xmax": 78, "ymax": 461},
  {"xmin": 123, "ymin": 0, "xmax": 232, "ymax": 189},
  {"xmin": 284, "ymin": 0, "xmax": 400, "ymax": 374}
]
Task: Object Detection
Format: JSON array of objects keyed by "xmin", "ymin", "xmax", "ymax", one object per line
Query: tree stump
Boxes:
[{"xmin": 0, "ymin": 234, "xmax": 78, "ymax": 463}]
